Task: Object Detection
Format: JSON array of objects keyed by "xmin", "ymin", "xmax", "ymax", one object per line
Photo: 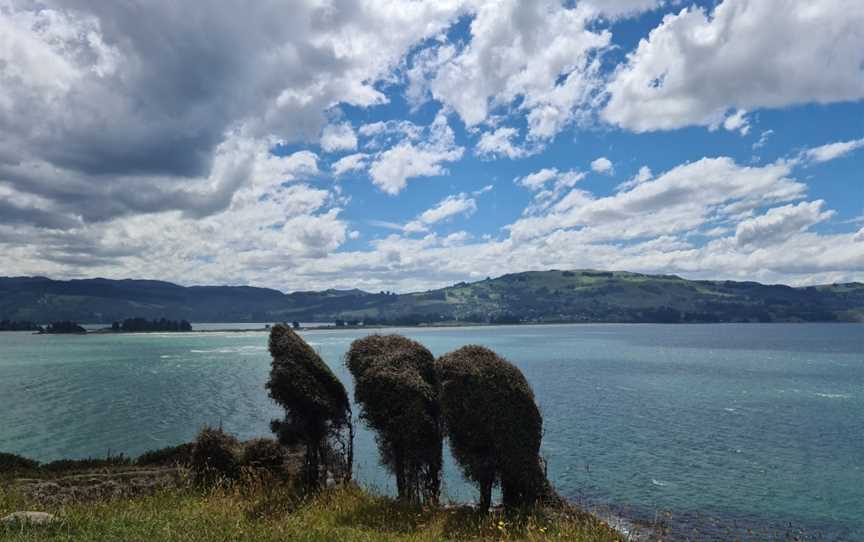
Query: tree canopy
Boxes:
[
  {"xmin": 266, "ymin": 324, "xmax": 352, "ymax": 491},
  {"xmin": 436, "ymin": 345, "xmax": 557, "ymax": 511},
  {"xmin": 346, "ymin": 335, "xmax": 442, "ymax": 503}
]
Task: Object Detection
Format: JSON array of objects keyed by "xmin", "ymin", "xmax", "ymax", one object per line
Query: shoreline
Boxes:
[{"xmin": 20, "ymin": 319, "xmax": 863, "ymax": 336}]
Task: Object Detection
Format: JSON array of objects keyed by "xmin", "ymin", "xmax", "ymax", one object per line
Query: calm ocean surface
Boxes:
[{"xmin": 1, "ymin": 324, "xmax": 861, "ymax": 540}]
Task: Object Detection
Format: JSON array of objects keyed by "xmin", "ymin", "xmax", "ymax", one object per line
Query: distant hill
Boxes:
[{"xmin": 1, "ymin": 271, "xmax": 862, "ymax": 324}]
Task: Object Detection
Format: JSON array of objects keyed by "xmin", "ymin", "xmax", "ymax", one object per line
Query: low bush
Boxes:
[
  {"xmin": 190, "ymin": 427, "xmax": 243, "ymax": 485},
  {"xmin": 0, "ymin": 452, "xmax": 39, "ymax": 472},
  {"xmin": 137, "ymin": 443, "xmax": 195, "ymax": 467},
  {"xmin": 242, "ymin": 438, "xmax": 287, "ymax": 472}
]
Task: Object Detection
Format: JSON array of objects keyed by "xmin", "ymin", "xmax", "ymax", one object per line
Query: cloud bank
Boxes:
[{"xmin": 1, "ymin": 0, "xmax": 862, "ymax": 292}]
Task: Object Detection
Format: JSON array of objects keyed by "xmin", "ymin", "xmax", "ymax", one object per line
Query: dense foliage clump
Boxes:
[
  {"xmin": 437, "ymin": 345, "xmax": 558, "ymax": 511},
  {"xmin": 346, "ymin": 335, "xmax": 442, "ymax": 504},
  {"xmin": 190, "ymin": 427, "xmax": 243, "ymax": 485},
  {"xmin": 136, "ymin": 443, "xmax": 195, "ymax": 467},
  {"xmin": 40, "ymin": 321, "xmax": 86, "ymax": 334},
  {"xmin": 266, "ymin": 324, "xmax": 352, "ymax": 491},
  {"xmin": 0, "ymin": 320, "xmax": 41, "ymax": 331},
  {"xmin": 242, "ymin": 438, "xmax": 287, "ymax": 472},
  {"xmin": 0, "ymin": 452, "xmax": 40, "ymax": 472},
  {"xmin": 112, "ymin": 318, "xmax": 192, "ymax": 332}
]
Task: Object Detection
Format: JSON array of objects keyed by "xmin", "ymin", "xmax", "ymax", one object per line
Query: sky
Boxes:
[{"xmin": 1, "ymin": 0, "xmax": 862, "ymax": 293}]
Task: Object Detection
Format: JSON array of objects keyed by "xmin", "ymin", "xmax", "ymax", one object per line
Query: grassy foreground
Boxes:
[{"xmin": 0, "ymin": 478, "xmax": 623, "ymax": 542}]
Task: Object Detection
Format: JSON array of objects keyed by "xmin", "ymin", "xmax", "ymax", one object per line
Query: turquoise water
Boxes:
[{"xmin": 1, "ymin": 324, "xmax": 861, "ymax": 539}]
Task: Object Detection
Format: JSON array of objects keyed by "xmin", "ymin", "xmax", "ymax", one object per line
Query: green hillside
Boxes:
[
  {"xmin": 1, "ymin": 271, "xmax": 862, "ymax": 324},
  {"xmin": 335, "ymin": 270, "xmax": 864, "ymax": 324}
]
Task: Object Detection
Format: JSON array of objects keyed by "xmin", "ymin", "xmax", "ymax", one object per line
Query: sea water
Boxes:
[{"xmin": 1, "ymin": 324, "xmax": 861, "ymax": 539}]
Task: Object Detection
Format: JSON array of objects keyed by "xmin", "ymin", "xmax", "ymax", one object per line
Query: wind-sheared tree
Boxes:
[
  {"xmin": 436, "ymin": 345, "xmax": 559, "ymax": 512},
  {"xmin": 346, "ymin": 335, "xmax": 442, "ymax": 504},
  {"xmin": 266, "ymin": 324, "xmax": 352, "ymax": 491}
]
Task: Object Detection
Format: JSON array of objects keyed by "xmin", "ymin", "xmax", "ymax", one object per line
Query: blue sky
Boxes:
[{"xmin": 1, "ymin": 0, "xmax": 862, "ymax": 292}]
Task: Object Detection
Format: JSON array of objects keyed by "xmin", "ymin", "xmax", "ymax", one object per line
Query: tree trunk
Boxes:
[
  {"xmin": 394, "ymin": 453, "xmax": 406, "ymax": 500},
  {"xmin": 479, "ymin": 476, "xmax": 493, "ymax": 513},
  {"xmin": 422, "ymin": 438, "xmax": 443, "ymax": 506},
  {"xmin": 346, "ymin": 420, "xmax": 354, "ymax": 482},
  {"xmin": 304, "ymin": 440, "xmax": 320, "ymax": 491}
]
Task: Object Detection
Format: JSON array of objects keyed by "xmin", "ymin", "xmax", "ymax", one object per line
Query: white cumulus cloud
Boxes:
[
  {"xmin": 591, "ymin": 157, "xmax": 613, "ymax": 174},
  {"xmin": 516, "ymin": 168, "xmax": 586, "ymax": 214},
  {"xmin": 616, "ymin": 166, "xmax": 653, "ymax": 191},
  {"xmin": 603, "ymin": 0, "xmax": 864, "ymax": 132},
  {"xmin": 404, "ymin": 193, "xmax": 479, "ymax": 233},
  {"xmin": 582, "ymin": 0, "xmax": 665, "ymax": 19},
  {"xmin": 421, "ymin": 0, "xmax": 610, "ymax": 140},
  {"xmin": 802, "ymin": 138, "xmax": 864, "ymax": 164},
  {"xmin": 475, "ymin": 127, "xmax": 537, "ymax": 159},
  {"xmin": 735, "ymin": 200, "xmax": 835, "ymax": 248},
  {"xmin": 509, "ymin": 157, "xmax": 806, "ymax": 242},
  {"xmin": 723, "ymin": 110, "xmax": 750, "ymax": 136},
  {"xmin": 320, "ymin": 122, "xmax": 358, "ymax": 153},
  {"xmin": 367, "ymin": 113, "xmax": 464, "ymax": 195},
  {"xmin": 331, "ymin": 153, "xmax": 368, "ymax": 176}
]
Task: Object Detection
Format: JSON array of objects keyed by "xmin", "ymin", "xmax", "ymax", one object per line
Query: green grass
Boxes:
[{"xmin": 0, "ymin": 480, "xmax": 623, "ymax": 542}]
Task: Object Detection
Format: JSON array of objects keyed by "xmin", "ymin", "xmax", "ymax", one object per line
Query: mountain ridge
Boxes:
[{"xmin": 1, "ymin": 271, "xmax": 861, "ymax": 324}]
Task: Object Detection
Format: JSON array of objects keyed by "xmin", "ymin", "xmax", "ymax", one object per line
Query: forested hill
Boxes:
[{"xmin": 0, "ymin": 271, "xmax": 862, "ymax": 324}]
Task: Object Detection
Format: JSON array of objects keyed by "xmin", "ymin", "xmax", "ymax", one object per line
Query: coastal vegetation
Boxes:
[
  {"xmin": 346, "ymin": 335, "xmax": 443, "ymax": 504},
  {"xmin": 0, "ymin": 471, "xmax": 621, "ymax": 541},
  {"xmin": 2, "ymin": 271, "xmax": 861, "ymax": 324},
  {"xmin": 0, "ymin": 452, "xmax": 39, "ymax": 471},
  {"xmin": 437, "ymin": 346, "xmax": 559, "ymax": 512},
  {"xmin": 38, "ymin": 321, "xmax": 86, "ymax": 334},
  {"xmin": 266, "ymin": 324, "xmax": 353, "ymax": 491},
  {"xmin": 0, "ymin": 320, "xmax": 41, "ymax": 331},
  {"xmin": 284, "ymin": 329, "xmax": 560, "ymax": 515},
  {"xmin": 189, "ymin": 427, "xmax": 244, "ymax": 485},
  {"xmin": 1, "ymin": 418, "xmax": 622, "ymax": 541},
  {"xmin": 110, "ymin": 317, "xmax": 192, "ymax": 332},
  {"xmin": 0, "ymin": 328, "xmax": 633, "ymax": 540}
]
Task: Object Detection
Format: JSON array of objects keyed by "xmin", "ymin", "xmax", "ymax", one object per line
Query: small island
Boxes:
[
  {"xmin": 0, "ymin": 320, "xmax": 41, "ymax": 331},
  {"xmin": 38, "ymin": 321, "xmax": 87, "ymax": 334},
  {"xmin": 109, "ymin": 318, "xmax": 192, "ymax": 332}
]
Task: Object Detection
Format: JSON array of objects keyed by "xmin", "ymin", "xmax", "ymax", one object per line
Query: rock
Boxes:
[{"xmin": 1, "ymin": 511, "xmax": 57, "ymax": 526}]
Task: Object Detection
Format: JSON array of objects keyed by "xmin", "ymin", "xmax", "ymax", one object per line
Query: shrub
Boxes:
[
  {"xmin": 266, "ymin": 324, "xmax": 353, "ymax": 491},
  {"xmin": 191, "ymin": 427, "xmax": 242, "ymax": 485},
  {"xmin": 346, "ymin": 335, "xmax": 442, "ymax": 504},
  {"xmin": 0, "ymin": 452, "xmax": 39, "ymax": 472},
  {"xmin": 242, "ymin": 438, "xmax": 287, "ymax": 471},
  {"xmin": 436, "ymin": 345, "xmax": 556, "ymax": 511},
  {"xmin": 136, "ymin": 442, "xmax": 195, "ymax": 467}
]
